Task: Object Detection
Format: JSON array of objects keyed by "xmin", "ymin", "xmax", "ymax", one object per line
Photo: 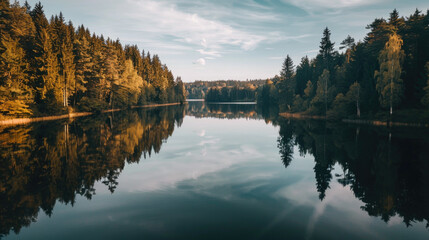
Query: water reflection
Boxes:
[
  {"xmin": 277, "ymin": 119, "xmax": 429, "ymax": 227},
  {"xmin": 0, "ymin": 103, "xmax": 429, "ymax": 238},
  {"xmin": 187, "ymin": 101, "xmax": 261, "ymax": 120},
  {"xmin": 0, "ymin": 105, "xmax": 185, "ymax": 237}
]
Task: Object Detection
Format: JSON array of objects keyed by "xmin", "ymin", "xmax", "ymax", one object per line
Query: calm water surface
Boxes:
[{"xmin": 1, "ymin": 102, "xmax": 429, "ymax": 239}]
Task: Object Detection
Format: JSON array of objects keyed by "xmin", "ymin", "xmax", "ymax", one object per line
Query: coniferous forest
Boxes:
[
  {"xmin": 0, "ymin": 1, "xmax": 186, "ymax": 119},
  {"xmin": 2, "ymin": 1, "xmax": 429, "ymax": 238},
  {"xmin": 257, "ymin": 9, "xmax": 429, "ymax": 121}
]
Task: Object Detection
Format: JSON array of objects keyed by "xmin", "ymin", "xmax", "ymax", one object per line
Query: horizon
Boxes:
[{"xmin": 26, "ymin": 0, "xmax": 428, "ymax": 82}]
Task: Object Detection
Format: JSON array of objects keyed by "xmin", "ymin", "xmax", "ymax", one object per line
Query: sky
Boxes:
[{"xmin": 26, "ymin": 0, "xmax": 428, "ymax": 82}]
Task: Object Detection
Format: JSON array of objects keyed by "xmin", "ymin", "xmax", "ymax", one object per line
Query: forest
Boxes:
[
  {"xmin": 0, "ymin": 0, "xmax": 186, "ymax": 119},
  {"xmin": 258, "ymin": 9, "xmax": 429, "ymax": 121},
  {"xmin": 185, "ymin": 79, "xmax": 265, "ymax": 99},
  {"xmin": 204, "ymin": 85, "xmax": 256, "ymax": 102}
]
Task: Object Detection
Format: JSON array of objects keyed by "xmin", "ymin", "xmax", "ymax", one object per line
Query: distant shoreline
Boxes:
[
  {"xmin": 279, "ymin": 112, "xmax": 429, "ymax": 128},
  {"xmin": 186, "ymin": 99, "xmax": 257, "ymax": 104},
  {"xmin": 0, "ymin": 102, "xmax": 183, "ymax": 126}
]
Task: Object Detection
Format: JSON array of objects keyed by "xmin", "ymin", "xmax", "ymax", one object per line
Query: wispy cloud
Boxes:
[
  {"xmin": 32, "ymin": 0, "xmax": 425, "ymax": 81},
  {"xmin": 126, "ymin": 0, "xmax": 268, "ymax": 52},
  {"xmin": 193, "ymin": 58, "xmax": 206, "ymax": 66},
  {"xmin": 282, "ymin": 0, "xmax": 386, "ymax": 13},
  {"xmin": 303, "ymin": 49, "xmax": 319, "ymax": 54},
  {"xmin": 197, "ymin": 49, "xmax": 222, "ymax": 57}
]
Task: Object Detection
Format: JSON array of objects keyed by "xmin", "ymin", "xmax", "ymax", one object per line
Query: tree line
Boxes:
[
  {"xmin": 185, "ymin": 79, "xmax": 265, "ymax": 99},
  {"xmin": 205, "ymin": 85, "xmax": 256, "ymax": 102},
  {"xmin": 258, "ymin": 9, "xmax": 429, "ymax": 121},
  {"xmin": 187, "ymin": 101, "xmax": 260, "ymax": 120},
  {"xmin": 0, "ymin": 0, "xmax": 186, "ymax": 119}
]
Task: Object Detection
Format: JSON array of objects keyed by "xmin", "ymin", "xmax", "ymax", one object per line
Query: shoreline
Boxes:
[
  {"xmin": 279, "ymin": 112, "xmax": 327, "ymax": 120},
  {"xmin": 0, "ymin": 102, "xmax": 183, "ymax": 126},
  {"xmin": 279, "ymin": 112, "xmax": 429, "ymax": 128}
]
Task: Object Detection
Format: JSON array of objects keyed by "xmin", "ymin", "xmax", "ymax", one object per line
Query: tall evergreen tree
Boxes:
[
  {"xmin": 340, "ymin": 35, "xmax": 355, "ymax": 63},
  {"xmin": 319, "ymin": 27, "xmax": 335, "ymax": 69},
  {"xmin": 278, "ymin": 55, "xmax": 295, "ymax": 111},
  {"xmin": 73, "ymin": 35, "xmax": 91, "ymax": 105}
]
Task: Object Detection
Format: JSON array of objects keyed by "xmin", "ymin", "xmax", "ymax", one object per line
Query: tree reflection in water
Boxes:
[
  {"xmin": 0, "ymin": 105, "xmax": 185, "ymax": 237},
  {"xmin": 1, "ymin": 102, "xmax": 429, "ymax": 237},
  {"xmin": 277, "ymin": 119, "xmax": 429, "ymax": 227}
]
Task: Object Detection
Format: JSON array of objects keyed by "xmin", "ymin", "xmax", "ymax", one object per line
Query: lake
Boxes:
[{"xmin": 1, "ymin": 102, "xmax": 429, "ymax": 239}]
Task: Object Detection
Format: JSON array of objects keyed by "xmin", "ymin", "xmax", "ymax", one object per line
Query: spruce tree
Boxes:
[
  {"xmin": 278, "ymin": 55, "xmax": 295, "ymax": 111},
  {"xmin": 73, "ymin": 35, "xmax": 91, "ymax": 105},
  {"xmin": 319, "ymin": 27, "xmax": 335, "ymax": 68}
]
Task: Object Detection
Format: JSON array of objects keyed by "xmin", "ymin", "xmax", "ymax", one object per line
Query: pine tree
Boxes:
[
  {"xmin": 103, "ymin": 42, "xmax": 120, "ymax": 108},
  {"xmin": 73, "ymin": 35, "xmax": 91, "ymax": 105},
  {"xmin": 0, "ymin": 1, "xmax": 34, "ymax": 116},
  {"xmin": 60, "ymin": 23, "xmax": 75, "ymax": 107},
  {"xmin": 340, "ymin": 35, "xmax": 355, "ymax": 63},
  {"xmin": 280, "ymin": 55, "xmax": 294, "ymax": 81},
  {"xmin": 389, "ymin": 9, "xmax": 404, "ymax": 30},
  {"xmin": 30, "ymin": 2, "xmax": 51, "ymax": 102},
  {"xmin": 174, "ymin": 76, "xmax": 186, "ymax": 104},
  {"xmin": 278, "ymin": 55, "xmax": 295, "ymax": 111},
  {"xmin": 319, "ymin": 27, "xmax": 335, "ymax": 68}
]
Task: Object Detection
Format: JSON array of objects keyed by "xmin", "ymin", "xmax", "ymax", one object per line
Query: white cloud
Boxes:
[
  {"xmin": 303, "ymin": 49, "xmax": 319, "ymax": 54},
  {"xmin": 283, "ymin": 0, "xmax": 386, "ymax": 12},
  {"xmin": 193, "ymin": 58, "xmax": 206, "ymax": 66},
  {"xmin": 197, "ymin": 49, "xmax": 222, "ymax": 57}
]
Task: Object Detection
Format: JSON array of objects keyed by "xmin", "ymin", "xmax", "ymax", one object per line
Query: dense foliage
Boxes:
[
  {"xmin": 205, "ymin": 85, "xmax": 256, "ymax": 102},
  {"xmin": 259, "ymin": 9, "xmax": 429, "ymax": 120},
  {"xmin": 185, "ymin": 79, "xmax": 265, "ymax": 99},
  {"xmin": 0, "ymin": 1, "xmax": 186, "ymax": 118}
]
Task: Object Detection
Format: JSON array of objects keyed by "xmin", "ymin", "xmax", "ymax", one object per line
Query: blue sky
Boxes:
[{"xmin": 26, "ymin": 0, "xmax": 428, "ymax": 82}]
